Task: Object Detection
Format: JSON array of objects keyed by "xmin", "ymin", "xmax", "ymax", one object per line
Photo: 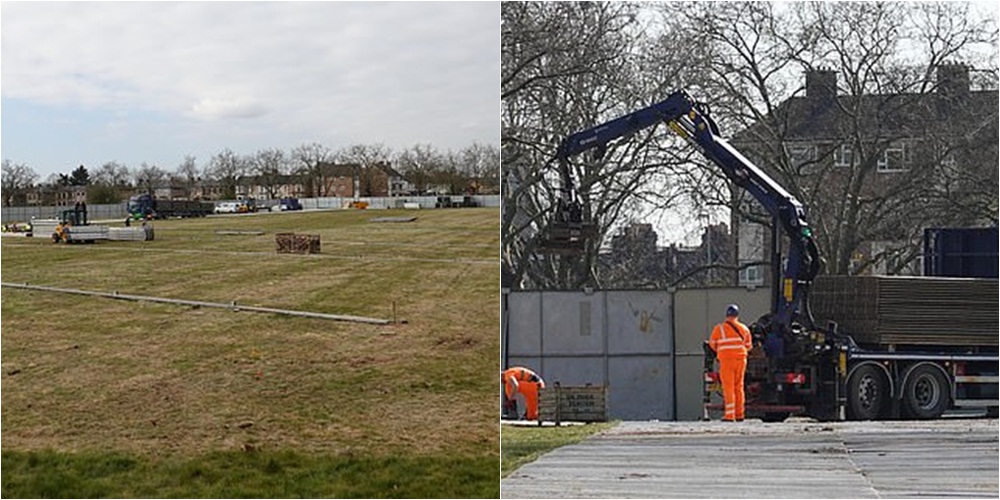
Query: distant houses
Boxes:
[{"xmin": 22, "ymin": 161, "xmax": 495, "ymax": 206}]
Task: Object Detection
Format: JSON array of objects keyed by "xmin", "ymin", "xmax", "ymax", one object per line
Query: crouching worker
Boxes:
[{"xmin": 501, "ymin": 366, "xmax": 545, "ymax": 421}]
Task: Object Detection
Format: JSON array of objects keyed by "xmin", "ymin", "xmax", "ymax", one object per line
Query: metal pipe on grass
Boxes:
[{"xmin": 1, "ymin": 282, "xmax": 391, "ymax": 325}]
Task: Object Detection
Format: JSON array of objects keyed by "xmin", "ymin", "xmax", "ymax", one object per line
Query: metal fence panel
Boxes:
[
  {"xmin": 506, "ymin": 292, "xmax": 542, "ymax": 359},
  {"xmin": 503, "ymin": 289, "xmax": 675, "ymax": 421},
  {"xmin": 2, "ymin": 195, "xmax": 499, "ymax": 224},
  {"xmin": 609, "ymin": 356, "xmax": 674, "ymax": 420},
  {"xmin": 540, "ymin": 291, "xmax": 605, "ymax": 355},
  {"xmin": 2, "ymin": 203, "xmax": 127, "ymax": 224},
  {"xmin": 606, "ymin": 291, "xmax": 672, "ymax": 355}
]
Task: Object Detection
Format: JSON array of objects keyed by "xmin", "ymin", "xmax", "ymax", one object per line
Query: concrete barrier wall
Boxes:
[
  {"xmin": 503, "ymin": 289, "xmax": 674, "ymax": 421},
  {"xmin": 503, "ymin": 286, "xmax": 773, "ymax": 421}
]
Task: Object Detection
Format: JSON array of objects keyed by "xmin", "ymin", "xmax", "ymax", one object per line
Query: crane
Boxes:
[{"xmin": 546, "ymin": 89, "xmax": 821, "ymax": 342}]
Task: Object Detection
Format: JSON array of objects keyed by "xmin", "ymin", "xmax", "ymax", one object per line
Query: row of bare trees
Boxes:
[
  {"xmin": 503, "ymin": 2, "xmax": 998, "ymax": 289},
  {"xmin": 2, "ymin": 141, "xmax": 499, "ymax": 205}
]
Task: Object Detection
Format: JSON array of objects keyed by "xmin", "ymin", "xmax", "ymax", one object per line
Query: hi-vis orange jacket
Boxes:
[{"xmin": 709, "ymin": 319, "xmax": 752, "ymax": 360}]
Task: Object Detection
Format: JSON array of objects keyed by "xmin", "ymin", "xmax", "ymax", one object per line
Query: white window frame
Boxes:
[
  {"xmin": 786, "ymin": 144, "xmax": 817, "ymax": 167},
  {"xmin": 833, "ymin": 144, "xmax": 854, "ymax": 168},
  {"xmin": 877, "ymin": 141, "xmax": 911, "ymax": 173}
]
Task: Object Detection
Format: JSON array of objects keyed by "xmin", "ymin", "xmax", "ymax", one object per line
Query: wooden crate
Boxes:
[
  {"xmin": 538, "ymin": 384, "xmax": 608, "ymax": 424},
  {"xmin": 275, "ymin": 233, "xmax": 321, "ymax": 254}
]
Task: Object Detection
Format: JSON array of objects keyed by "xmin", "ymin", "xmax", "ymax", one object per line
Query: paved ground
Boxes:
[{"xmin": 502, "ymin": 418, "xmax": 999, "ymax": 498}]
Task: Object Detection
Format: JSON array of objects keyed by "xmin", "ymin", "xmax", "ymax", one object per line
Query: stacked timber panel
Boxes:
[
  {"xmin": 538, "ymin": 384, "xmax": 608, "ymax": 424},
  {"xmin": 275, "ymin": 233, "xmax": 321, "ymax": 254},
  {"xmin": 810, "ymin": 275, "xmax": 998, "ymax": 346}
]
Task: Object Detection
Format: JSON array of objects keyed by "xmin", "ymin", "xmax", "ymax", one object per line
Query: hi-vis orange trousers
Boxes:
[
  {"xmin": 506, "ymin": 381, "xmax": 541, "ymax": 420},
  {"xmin": 718, "ymin": 357, "xmax": 747, "ymax": 421}
]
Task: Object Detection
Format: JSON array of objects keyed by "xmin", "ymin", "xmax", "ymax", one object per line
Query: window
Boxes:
[
  {"xmin": 787, "ymin": 144, "xmax": 816, "ymax": 167},
  {"xmin": 739, "ymin": 264, "xmax": 764, "ymax": 287},
  {"xmin": 877, "ymin": 141, "xmax": 911, "ymax": 173},
  {"xmin": 833, "ymin": 144, "xmax": 854, "ymax": 167}
]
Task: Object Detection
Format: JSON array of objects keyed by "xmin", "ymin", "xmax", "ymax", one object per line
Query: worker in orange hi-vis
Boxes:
[
  {"xmin": 708, "ymin": 304, "xmax": 753, "ymax": 422},
  {"xmin": 501, "ymin": 366, "xmax": 545, "ymax": 420}
]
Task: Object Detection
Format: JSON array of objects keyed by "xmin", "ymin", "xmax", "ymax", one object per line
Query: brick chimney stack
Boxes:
[
  {"xmin": 936, "ymin": 63, "xmax": 970, "ymax": 98},
  {"xmin": 805, "ymin": 68, "xmax": 838, "ymax": 103}
]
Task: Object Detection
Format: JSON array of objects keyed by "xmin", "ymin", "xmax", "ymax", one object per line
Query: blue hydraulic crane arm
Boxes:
[{"xmin": 555, "ymin": 89, "xmax": 820, "ymax": 328}]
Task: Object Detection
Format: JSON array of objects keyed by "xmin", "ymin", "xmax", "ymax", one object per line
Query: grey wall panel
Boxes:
[
  {"xmin": 673, "ymin": 287, "xmax": 770, "ymax": 353},
  {"xmin": 606, "ymin": 291, "xmax": 672, "ymax": 355},
  {"xmin": 673, "ymin": 287, "xmax": 771, "ymax": 421},
  {"xmin": 535, "ymin": 357, "xmax": 605, "ymax": 387},
  {"xmin": 608, "ymin": 356, "xmax": 673, "ymax": 421},
  {"xmin": 506, "ymin": 292, "xmax": 542, "ymax": 357},
  {"xmin": 675, "ymin": 355, "xmax": 706, "ymax": 421},
  {"xmin": 506, "ymin": 356, "xmax": 542, "ymax": 374},
  {"xmin": 540, "ymin": 292, "xmax": 605, "ymax": 355}
]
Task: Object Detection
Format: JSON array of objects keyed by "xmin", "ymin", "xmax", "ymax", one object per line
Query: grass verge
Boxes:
[
  {"xmin": 500, "ymin": 422, "xmax": 615, "ymax": 477},
  {"xmin": 2, "ymin": 449, "xmax": 499, "ymax": 498},
  {"xmin": 2, "ymin": 208, "xmax": 500, "ymax": 497}
]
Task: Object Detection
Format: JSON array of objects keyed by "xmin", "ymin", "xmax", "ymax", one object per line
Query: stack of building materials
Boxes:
[
  {"xmin": 538, "ymin": 384, "xmax": 608, "ymax": 424},
  {"xmin": 275, "ymin": 233, "xmax": 321, "ymax": 254},
  {"xmin": 810, "ymin": 275, "xmax": 998, "ymax": 346},
  {"xmin": 108, "ymin": 226, "xmax": 153, "ymax": 241}
]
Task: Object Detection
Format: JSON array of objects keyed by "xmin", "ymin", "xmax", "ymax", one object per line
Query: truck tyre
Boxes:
[
  {"xmin": 761, "ymin": 412, "xmax": 789, "ymax": 423},
  {"xmin": 902, "ymin": 364, "xmax": 950, "ymax": 419},
  {"xmin": 847, "ymin": 364, "xmax": 889, "ymax": 420}
]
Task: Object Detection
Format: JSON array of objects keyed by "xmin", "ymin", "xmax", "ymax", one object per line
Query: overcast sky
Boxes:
[{"xmin": 1, "ymin": 2, "xmax": 499, "ymax": 179}]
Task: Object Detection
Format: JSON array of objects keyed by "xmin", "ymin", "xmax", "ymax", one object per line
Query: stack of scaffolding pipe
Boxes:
[
  {"xmin": 810, "ymin": 275, "xmax": 998, "ymax": 346},
  {"xmin": 108, "ymin": 226, "xmax": 153, "ymax": 241}
]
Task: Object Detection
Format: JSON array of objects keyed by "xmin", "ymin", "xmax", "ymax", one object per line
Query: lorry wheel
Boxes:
[
  {"xmin": 761, "ymin": 412, "xmax": 789, "ymax": 423},
  {"xmin": 902, "ymin": 365, "xmax": 949, "ymax": 419},
  {"xmin": 848, "ymin": 364, "xmax": 888, "ymax": 420}
]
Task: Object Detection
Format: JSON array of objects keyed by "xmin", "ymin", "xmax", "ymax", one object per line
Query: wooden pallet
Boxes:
[
  {"xmin": 538, "ymin": 384, "xmax": 608, "ymax": 424},
  {"xmin": 275, "ymin": 233, "xmax": 320, "ymax": 254}
]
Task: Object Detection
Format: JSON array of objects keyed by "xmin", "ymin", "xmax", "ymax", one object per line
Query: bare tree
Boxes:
[
  {"xmin": 176, "ymin": 155, "xmax": 199, "ymax": 199},
  {"xmin": 338, "ymin": 143, "xmax": 393, "ymax": 197},
  {"xmin": 396, "ymin": 144, "xmax": 445, "ymax": 195},
  {"xmin": 653, "ymin": 1, "xmax": 998, "ymax": 277},
  {"xmin": 502, "ymin": 2, "xmax": 692, "ymax": 289},
  {"xmin": 1, "ymin": 159, "xmax": 38, "ymax": 206},
  {"xmin": 208, "ymin": 148, "xmax": 247, "ymax": 200},
  {"xmin": 133, "ymin": 162, "xmax": 168, "ymax": 196},
  {"xmin": 251, "ymin": 148, "xmax": 287, "ymax": 199},
  {"xmin": 458, "ymin": 143, "xmax": 500, "ymax": 194},
  {"xmin": 93, "ymin": 161, "xmax": 131, "ymax": 187},
  {"xmin": 291, "ymin": 143, "xmax": 333, "ymax": 197}
]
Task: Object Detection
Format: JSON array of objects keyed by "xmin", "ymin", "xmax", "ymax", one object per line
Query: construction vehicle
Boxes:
[
  {"xmin": 547, "ymin": 89, "xmax": 998, "ymax": 421},
  {"xmin": 33, "ymin": 204, "xmax": 108, "ymax": 243},
  {"xmin": 127, "ymin": 193, "xmax": 214, "ymax": 220}
]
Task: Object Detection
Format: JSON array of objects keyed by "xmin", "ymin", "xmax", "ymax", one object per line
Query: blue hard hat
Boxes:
[{"xmin": 725, "ymin": 304, "xmax": 739, "ymax": 317}]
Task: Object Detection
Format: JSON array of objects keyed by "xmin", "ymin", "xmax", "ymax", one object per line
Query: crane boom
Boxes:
[{"xmin": 553, "ymin": 89, "xmax": 821, "ymax": 341}]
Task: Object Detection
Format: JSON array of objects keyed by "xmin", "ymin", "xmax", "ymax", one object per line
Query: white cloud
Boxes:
[
  {"xmin": 1, "ymin": 1, "xmax": 498, "ymax": 172},
  {"xmin": 190, "ymin": 97, "xmax": 269, "ymax": 120}
]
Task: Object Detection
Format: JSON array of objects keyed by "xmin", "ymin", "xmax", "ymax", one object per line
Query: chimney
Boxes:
[
  {"xmin": 936, "ymin": 63, "xmax": 970, "ymax": 98},
  {"xmin": 805, "ymin": 69, "xmax": 837, "ymax": 103}
]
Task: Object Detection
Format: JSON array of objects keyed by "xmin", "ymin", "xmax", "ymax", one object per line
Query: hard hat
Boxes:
[{"xmin": 725, "ymin": 304, "xmax": 739, "ymax": 317}]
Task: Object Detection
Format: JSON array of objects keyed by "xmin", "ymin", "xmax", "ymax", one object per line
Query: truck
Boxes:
[
  {"xmin": 546, "ymin": 89, "xmax": 998, "ymax": 421},
  {"xmin": 127, "ymin": 194, "xmax": 214, "ymax": 220}
]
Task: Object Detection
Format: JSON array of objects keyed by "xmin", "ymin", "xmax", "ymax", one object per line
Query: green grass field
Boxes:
[
  {"xmin": 1, "ymin": 208, "xmax": 500, "ymax": 498},
  {"xmin": 500, "ymin": 423, "xmax": 614, "ymax": 478}
]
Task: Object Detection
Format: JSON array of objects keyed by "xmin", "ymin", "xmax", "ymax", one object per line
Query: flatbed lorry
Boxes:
[{"xmin": 127, "ymin": 194, "xmax": 214, "ymax": 220}]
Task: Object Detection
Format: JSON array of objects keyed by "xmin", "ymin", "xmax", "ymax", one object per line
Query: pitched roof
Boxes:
[{"xmin": 733, "ymin": 67, "xmax": 998, "ymax": 145}]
